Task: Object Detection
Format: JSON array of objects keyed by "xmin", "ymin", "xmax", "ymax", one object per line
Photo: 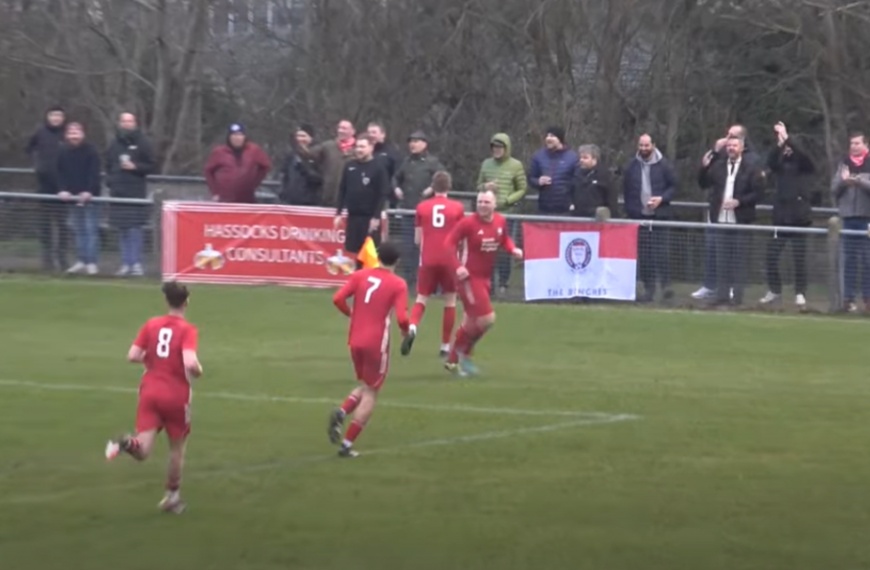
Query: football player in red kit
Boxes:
[
  {"xmin": 403, "ymin": 170, "xmax": 465, "ymax": 358},
  {"xmin": 329, "ymin": 241, "xmax": 410, "ymax": 457},
  {"xmin": 444, "ymin": 185, "xmax": 523, "ymax": 376},
  {"xmin": 105, "ymin": 281, "xmax": 203, "ymax": 514}
]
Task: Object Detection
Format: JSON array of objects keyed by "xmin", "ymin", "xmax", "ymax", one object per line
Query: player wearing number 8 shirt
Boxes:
[
  {"xmin": 329, "ymin": 241, "xmax": 410, "ymax": 457},
  {"xmin": 104, "ymin": 281, "xmax": 203, "ymax": 514},
  {"xmin": 444, "ymin": 185, "xmax": 523, "ymax": 376},
  {"xmin": 406, "ymin": 170, "xmax": 465, "ymax": 358}
]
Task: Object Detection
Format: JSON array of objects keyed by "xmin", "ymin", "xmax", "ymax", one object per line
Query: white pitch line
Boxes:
[
  {"xmin": 0, "ymin": 379, "xmax": 619, "ymax": 418},
  {"xmin": 1, "ymin": 414, "xmax": 638, "ymax": 505}
]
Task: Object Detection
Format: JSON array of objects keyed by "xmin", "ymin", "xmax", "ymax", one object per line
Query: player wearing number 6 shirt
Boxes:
[
  {"xmin": 104, "ymin": 281, "xmax": 203, "ymax": 514},
  {"xmin": 444, "ymin": 185, "xmax": 523, "ymax": 376},
  {"xmin": 329, "ymin": 241, "xmax": 410, "ymax": 457},
  {"xmin": 405, "ymin": 171, "xmax": 465, "ymax": 358}
]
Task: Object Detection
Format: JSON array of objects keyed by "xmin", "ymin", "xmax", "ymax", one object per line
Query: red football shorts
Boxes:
[
  {"xmin": 417, "ymin": 263, "xmax": 457, "ymax": 296},
  {"xmin": 136, "ymin": 386, "xmax": 191, "ymax": 440},
  {"xmin": 457, "ymin": 277, "xmax": 493, "ymax": 318},
  {"xmin": 349, "ymin": 345, "xmax": 389, "ymax": 390}
]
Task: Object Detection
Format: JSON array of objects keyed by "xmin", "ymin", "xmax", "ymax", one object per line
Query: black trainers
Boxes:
[
  {"xmin": 438, "ymin": 349, "xmax": 449, "ymax": 359},
  {"xmin": 338, "ymin": 446, "xmax": 359, "ymax": 458},
  {"xmin": 327, "ymin": 408, "xmax": 345, "ymax": 445},
  {"xmin": 400, "ymin": 329, "xmax": 416, "ymax": 356}
]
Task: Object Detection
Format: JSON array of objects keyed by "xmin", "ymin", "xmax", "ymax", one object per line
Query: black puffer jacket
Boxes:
[
  {"xmin": 106, "ymin": 129, "xmax": 156, "ymax": 229},
  {"xmin": 767, "ymin": 139, "xmax": 815, "ymax": 226}
]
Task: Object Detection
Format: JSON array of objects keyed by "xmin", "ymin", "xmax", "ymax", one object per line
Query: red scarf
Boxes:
[
  {"xmin": 338, "ymin": 137, "xmax": 356, "ymax": 155},
  {"xmin": 850, "ymin": 149, "xmax": 869, "ymax": 168}
]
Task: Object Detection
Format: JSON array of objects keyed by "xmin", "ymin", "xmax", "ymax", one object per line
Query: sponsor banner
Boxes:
[
  {"xmin": 162, "ymin": 201, "xmax": 361, "ymax": 287},
  {"xmin": 523, "ymin": 222, "xmax": 639, "ymax": 301}
]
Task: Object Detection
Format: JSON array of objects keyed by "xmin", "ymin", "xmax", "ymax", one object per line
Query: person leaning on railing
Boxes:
[{"xmin": 57, "ymin": 122, "xmax": 102, "ymax": 276}]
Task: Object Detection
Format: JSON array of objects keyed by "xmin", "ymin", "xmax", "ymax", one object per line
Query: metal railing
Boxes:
[{"xmin": 0, "ymin": 166, "xmax": 838, "ymax": 220}]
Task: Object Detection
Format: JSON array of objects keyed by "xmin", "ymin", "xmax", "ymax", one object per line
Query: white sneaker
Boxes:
[
  {"xmin": 66, "ymin": 261, "xmax": 86, "ymax": 274},
  {"xmin": 116, "ymin": 265, "xmax": 130, "ymax": 276},
  {"xmin": 759, "ymin": 291, "xmax": 780, "ymax": 304},
  {"xmin": 158, "ymin": 491, "xmax": 186, "ymax": 514},
  {"xmin": 795, "ymin": 294, "xmax": 807, "ymax": 307},
  {"xmin": 86, "ymin": 263, "xmax": 98, "ymax": 275},
  {"xmin": 691, "ymin": 286, "xmax": 714, "ymax": 299},
  {"xmin": 131, "ymin": 263, "xmax": 144, "ymax": 276}
]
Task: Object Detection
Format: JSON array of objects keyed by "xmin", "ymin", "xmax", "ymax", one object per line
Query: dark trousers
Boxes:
[
  {"xmin": 492, "ymin": 219, "xmax": 520, "ymax": 292},
  {"xmin": 38, "ymin": 201, "xmax": 69, "ymax": 270},
  {"xmin": 714, "ymin": 227, "xmax": 749, "ymax": 304},
  {"xmin": 702, "ymin": 227, "xmax": 717, "ymax": 289},
  {"xmin": 842, "ymin": 217, "xmax": 870, "ymax": 302},
  {"xmin": 637, "ymin": 221, "xmax": 671, "ymax": 295},
  {"xmin": 766, "ymin": 231, "xmax": 807, "ymax": 295},
  {"xmin": 391, "ymin": 215, "xmax": 418, "ymax": 285}
]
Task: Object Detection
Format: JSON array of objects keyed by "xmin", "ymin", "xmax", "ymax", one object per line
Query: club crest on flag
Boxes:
[{"xmin": 565, "ymin": 238, "xmax": 593, "ymax": 272}]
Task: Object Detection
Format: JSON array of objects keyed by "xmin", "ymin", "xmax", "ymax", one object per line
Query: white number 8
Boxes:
[
  {"xmin": 432, "ymin": 204, "xmax": 445, "ymax": 228},
  {"xmin": 156, "ymin": 327, "xmax": 173, "ymax": 358}
]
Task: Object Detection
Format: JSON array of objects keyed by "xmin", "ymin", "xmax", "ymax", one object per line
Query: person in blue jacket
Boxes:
[{"xmin": 527, "ymin": 126, "xmax": 579, "ymax": 216}]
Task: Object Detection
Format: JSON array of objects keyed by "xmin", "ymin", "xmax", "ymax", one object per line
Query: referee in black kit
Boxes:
[{"xmin": 333, "ymin": 134, "xmax": 390, "ymax": 270}]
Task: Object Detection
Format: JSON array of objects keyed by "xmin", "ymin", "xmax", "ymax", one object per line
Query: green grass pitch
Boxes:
[{"xmin": 0, "ymin": 277, "xmax": 868, "ymax": 570}]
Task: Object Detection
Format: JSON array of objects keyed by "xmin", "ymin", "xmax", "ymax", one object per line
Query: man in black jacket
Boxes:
[
  {"xmin": 367, "ymin": 121, "xmax": 402, "ymax": 207},
  {"xmin": 333, "ymin": 135, "xmax": 390, "ymax": 269},
  {"xmin": 26, "ymin": 106, "xmax": 67, "ymax": 271},
  {"xmin": 57, "ymin": 122, "xmax": 102, "ymax": 275},
  {"xmin": 760, "ymin": 122, "xmax": 815, "ymax": 309},
  {"xmin": 572, "ymin": 144, "xmax": 616, "ymax": 218},
  {"xmin": 279, "ymin": 124, "xmax": 323, "ymax": 206},
  {"xmin": 699, "ymin": 136, "xmax": 765, "ymax": 306},
  {"xmin": 106, "ymin": 112, "xmax": 156, "ymax": 277}
]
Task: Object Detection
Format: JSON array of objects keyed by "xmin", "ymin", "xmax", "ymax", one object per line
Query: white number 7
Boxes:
[{"xmin": 364, "ymin": 276, "xmax": 382, "ymax": 303}]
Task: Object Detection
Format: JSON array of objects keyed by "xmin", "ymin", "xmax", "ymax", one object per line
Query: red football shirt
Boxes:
[
  {"xmin": 415, "ymin": 196, "xmax": 465, "ymax": 266},
  {"xmin": 333, "ymin": 268, "xmax": 410, "ymax": 349},
  {"xmin": 133, "ymin": 315, "xmax": 198, "ymax": 392},
  {"xmin": 446, "ymin": 212, "xmax": 516, "ymax": 279}
]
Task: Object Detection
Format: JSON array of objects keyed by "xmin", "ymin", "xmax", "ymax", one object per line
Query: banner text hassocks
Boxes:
[
  {"xmin": 523, "ymin": 222, "xmax": 639, "ymax": 301},
  {"xmin": 162, "ymin": 201, "xmax": 355, "ymax": 287}
]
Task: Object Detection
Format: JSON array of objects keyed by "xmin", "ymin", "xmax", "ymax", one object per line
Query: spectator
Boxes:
[
  {"xmin": 572, "ymin": 144, "xmax": 616, "ymax": 218},
  {"xmin": 831, "ymin": 132, "xmax": 870, "ymax": 313},
  {"xmin": 699, "ymin": 136, "xmax": 764, "ymax": 307},
  {"xmin": 692, "ymin": 124, "xmax": 761, "ymax": 300},
  {"xmin": 367, "ymin": 121, "xmax": 403, "ymax": 208},
  {"xmin": 527, "ymin": 126, "xmax": 578, "ymax": 215},
  {"xmin": 477, "ymin": 133, "xmax": 527, "ymax": 295},
  {"xmin": 106, "ymin": 112, "xmax": 156, "ymax": 277},
  {"xmin": 305, "ymin": 119, "xmax": 356, "ymax": 207},
  {"xmin": 26, "ymin": 106, "xmax": 67, "ymax": 272},
  {"xmin": 57, "ymin": 122, "xmax": 102, "ymax": 276},
  {"xmin": 395, "ymin": 130, "xmax": 444, "ymax": 284},
  {"xmin": 760, "ymin": 122, "xmax": 815, "ymax": 309},
  {"xmin": 333, "ymin": 135, "xmax": 390, "ymax": 270},
  {"xmin": 204, "ymin": 123, "xmax": 271, "ymax": 204},
  {"xmin": 278, "ymin": 124, "xmax": 322, "ymax": 206},
  {"xmin": 623, "ymin": 133, "xmax": 677, "ymax": 302}
]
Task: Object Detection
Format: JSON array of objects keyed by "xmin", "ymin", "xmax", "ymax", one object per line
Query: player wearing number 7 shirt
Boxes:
[
  {"xmin": 444, "ymin": 185, "xmax": 523, "ymax": 376},
  {"xmin": 104, "ymin": 281, "xmax": 203, "ymax": 514},
  {"xmin": 329, "ymin": 241, "xmax": 410, "ymax": 457},
  {"xmin": 403, "ymin": 170, "xmax": 465, "ymax": 358}
]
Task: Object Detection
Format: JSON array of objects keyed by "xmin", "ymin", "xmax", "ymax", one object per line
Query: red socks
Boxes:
[
  {"xmin": 410, "ymin": 302, "xmax": 426, "ymax": 326},
  {"xmin": 344, "ymin": 420, "xmax": 364, "ymax": 444},
  {"xmin": 340, "ymin": 394, "xmax": 360, "ymax": 415},
  {"xmin": 442, "ymin": 307, "xmax": 456, "ymax": 344},
  {"xmin": 449, "ymin": 322, "xmax": 489, "ymax": 363}
]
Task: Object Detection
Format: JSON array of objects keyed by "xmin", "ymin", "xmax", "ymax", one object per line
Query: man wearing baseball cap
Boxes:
[{"xmin": 204, "ymin": 123, "xmax": 272, "ymax": 203}]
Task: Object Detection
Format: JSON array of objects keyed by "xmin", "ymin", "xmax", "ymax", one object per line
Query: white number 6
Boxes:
[
  {"xmin": 432, "ymin": 204, "xmax": 445, "ymax": 228},
  {"xmin": 364, "ymin": 276, "xmax": 382, "ymax": 303},
  {"xmin": 156, "ymin": 327, "xmax": 173, "ymax": 358}
]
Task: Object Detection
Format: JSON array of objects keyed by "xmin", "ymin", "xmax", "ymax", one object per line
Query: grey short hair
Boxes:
[{"xmin": 577, "ymin": 144, "xmax": 600, "ymax": 160}]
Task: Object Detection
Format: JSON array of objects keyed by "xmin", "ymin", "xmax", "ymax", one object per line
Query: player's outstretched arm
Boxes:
[{"xmin": 333, "ymin": 273, "xmax": 357, "ymax": 317}]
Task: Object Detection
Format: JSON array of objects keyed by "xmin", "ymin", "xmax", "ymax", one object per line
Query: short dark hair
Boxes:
[
  {"xmin": 162, "ymin": 281, "xmax": 190, "ymax": 309},
  {"xmin": 377, "ymin": 241, "xmax": 401, "ymax": 267},
  {"xmin": 367, "ymin": 121, "xmax": 385, "ymax": 132},
  {"xmin": 431, "ymin": 171, "xmax": 452, "ymax": 194},
  {"xmin": 850, "ymin": 132, "xmax": 867, "ymax": 144},
  {"xmin": 356, "ymin": 134, "xmax": 374, "ymax": 146}
]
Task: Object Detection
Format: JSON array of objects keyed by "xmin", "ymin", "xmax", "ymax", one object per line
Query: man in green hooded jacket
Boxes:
[{"xmin": 476, "ymin": 133, "xmax": 527, "ymax": 294}]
